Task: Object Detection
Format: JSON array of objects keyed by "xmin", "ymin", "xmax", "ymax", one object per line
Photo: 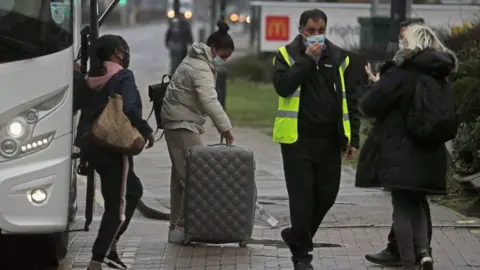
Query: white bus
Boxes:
[{"xmin": 0, "ymin": 0, "xmax": 118, "ymax": 267}]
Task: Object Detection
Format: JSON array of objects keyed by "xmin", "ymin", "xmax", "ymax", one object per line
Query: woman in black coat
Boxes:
[{"xmin": 356, "ymin": 24, "xmax": 458, "ymax": 269}]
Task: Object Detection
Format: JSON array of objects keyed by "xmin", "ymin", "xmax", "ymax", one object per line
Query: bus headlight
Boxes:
[
  {"xmin": 7, "ymin": 118, "xmax": 27, "ymax": 138},
  {"xmin": 28, "ymin": 188, "xmax": 48, "ymax": 204},
  {"xmin": 0, "ymin": 87, "xmax": 66, "ymax": 161}
]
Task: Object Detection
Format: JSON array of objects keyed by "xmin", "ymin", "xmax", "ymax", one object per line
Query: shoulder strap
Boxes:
[{"xmin": 102, "ymin": 69, "xmax": 128, "ymax": 96}]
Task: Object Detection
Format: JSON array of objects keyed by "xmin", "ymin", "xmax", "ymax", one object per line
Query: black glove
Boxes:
[{"xmin": 145, "ymin": 134, "xmax": 155, "ymax": 149}]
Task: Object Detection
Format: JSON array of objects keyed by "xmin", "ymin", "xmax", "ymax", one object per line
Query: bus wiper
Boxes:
[{"xmin": 0, "ymin": 34, "xmax": 41, "ymax": 54}]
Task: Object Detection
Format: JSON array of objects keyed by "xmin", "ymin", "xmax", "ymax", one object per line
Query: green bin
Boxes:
[{"xmin": 358, "ymin": 17, "xmax": 424, "ymax": 48}]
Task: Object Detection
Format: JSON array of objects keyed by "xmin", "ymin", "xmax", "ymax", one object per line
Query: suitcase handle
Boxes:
[{"xmin": 208, "ymin": 136, "xmax": 233, "ymax": 147}]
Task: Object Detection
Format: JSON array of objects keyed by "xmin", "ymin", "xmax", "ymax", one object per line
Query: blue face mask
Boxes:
[
  {"xmin": 398, "ymin": 39, "xmax": 404, "ymax": 50},
  {"xmin": 213, "ymin": 56, "xmax": 225, "ymax": 66},
  {"xmin": 305, "ymin": 34, "xmax": 325, "ymax": 47}
]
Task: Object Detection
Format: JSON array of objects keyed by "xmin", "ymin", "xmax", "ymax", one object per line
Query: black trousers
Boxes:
[
  {"xmin": 88, "ymin": 151, "xmax": 143, "ymax": 262},
  {"xmin": 281, "ymin": 134, "xmax": 342, "ymax": 262},
  {"xmin": 391, "ymin": 189, "xmax": 430, "ymax": 265},
  {"xmin": 387, "ymin": 194, "xmax": 432, "ymax": 253}
]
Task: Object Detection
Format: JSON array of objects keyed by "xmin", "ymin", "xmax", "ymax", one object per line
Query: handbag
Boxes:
[{"xmin": 91, "ymin": 73, "xmax": 145, "ymax": 155}]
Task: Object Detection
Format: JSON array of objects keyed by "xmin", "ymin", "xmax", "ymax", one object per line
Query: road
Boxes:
[{"xmin": 101, "ymin": 22, "xmax": 251, "ymax": 74}]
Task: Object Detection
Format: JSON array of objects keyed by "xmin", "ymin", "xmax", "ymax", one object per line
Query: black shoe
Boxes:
[
  {"xmin": 365, "ymin": 248, "xmax": 402, "ymax": 266},
  {"xmin": 281, "ymin": 227, "xmax": 293, "ymax": 248},
  {"xmin": 415, "ymin": 247, "xmax": 433, "ymax": 265},
  {"xmin": 419, "ymin": 249, "xmax": 433, "ymax": 270},
  {"xmin": 294, "ymin": 261, "xmax": 314, "ymax": 270},
  {"xmin": 105, "ymin": 252, "xmax": 127, "ymax": 270}
]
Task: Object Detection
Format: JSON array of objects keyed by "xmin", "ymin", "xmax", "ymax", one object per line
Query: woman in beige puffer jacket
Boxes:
[{"xmin": 161, "ymin": 21, "xmax": 236, "ymax": 244}]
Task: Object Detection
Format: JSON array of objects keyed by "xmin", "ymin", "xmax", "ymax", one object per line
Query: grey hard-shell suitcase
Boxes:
[{"xmin": 183, "ymin": 143, "xmax": 256, "ymax": 247}]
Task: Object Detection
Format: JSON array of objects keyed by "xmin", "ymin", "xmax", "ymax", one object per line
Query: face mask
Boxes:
[
  {"xmin": 213, "ymin": 56, "xmax": 225, "ymax": 66},
  {"xmin": 116, "ymin": 50, "xmax": 130, "ymax": 68},
  {"xmin": 398, "ymin": 39, "xmax": 404, "ymax": 50},
  {"xmin": 305, "ymin": 34, "xmax": 325, "ymax": 46},
  {"xmin": 122, "ymin": 57, "xmax": 130, "ymax": 68}
]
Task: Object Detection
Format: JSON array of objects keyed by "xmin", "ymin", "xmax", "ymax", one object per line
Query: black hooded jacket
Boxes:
[
  {"xmin": 272, "ymin": 35, "xmax": 362, "ymax": 148},
  {"xmin": 355, "ymin": 48, "xmax": 458, "ymax": 194}
]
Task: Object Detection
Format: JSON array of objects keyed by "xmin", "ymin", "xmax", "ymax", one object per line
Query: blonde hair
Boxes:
[{"xmin": 402, "ymin": 24, "xmax": 448, "ymax": 52}]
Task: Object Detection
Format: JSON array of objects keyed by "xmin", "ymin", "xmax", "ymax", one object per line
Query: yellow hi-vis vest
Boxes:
[{"xmin": 272, "ymin": 46, "xmax": 351, "ymax": 144}]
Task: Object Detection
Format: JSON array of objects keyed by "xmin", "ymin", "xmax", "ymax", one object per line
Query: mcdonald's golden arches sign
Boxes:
[{"xmin": 265, "ymin": 16, "xmax": 289, "ymax": 41}]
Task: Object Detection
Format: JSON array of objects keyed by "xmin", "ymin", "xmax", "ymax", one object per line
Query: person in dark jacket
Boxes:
[
  {"xmin": 356, "ymin": 24, "xmax": 458, "ymax": 270},
  {"xmin": 76, "ymin": 35, "xmax": 155, "ymax": 270},
  {"xmin": 362, "ymin": 20, "xmax": 433, "ymax": 268},
  {"xmin": 165, "ymin": 17, "xmax": 194, "ymax": 74},
  {"xmin": 272, "ymin": 9, "xmax": 362, "ymax": 270}
]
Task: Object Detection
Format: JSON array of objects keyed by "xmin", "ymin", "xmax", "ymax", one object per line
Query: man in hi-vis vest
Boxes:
[{"xmin": 272, "ymin": 9, "xmax": 361, "ymax": 269}]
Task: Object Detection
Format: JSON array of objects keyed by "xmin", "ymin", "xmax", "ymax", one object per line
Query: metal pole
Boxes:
[
  {"xmin": 216, "ymin": 0, "xmax": 227, "ymax": 109},
  {"xmin": 89, "ymin": 0, "xmax": 100, "ymax": 76},
  {"xmin": 84, "ymin": 0, "xmax": 100, "ymax": 233},
  {"xmin": 249, "ymin": 5, "xmax": 255, "ymax": 48},
  {"xmin": 219, "ymin": 0, "xmax": 226, "ymax": 22},
  {"xmin": 389, "ymin": 0, "xmax": 406, "ymax": 43},
  {"xmin": 385, "ymin": 0, "xmax": 407, "ymax": 60},
  {"xmin": 210, "ymin": 0, "xmax": 216, "ymax": 34},
  {"xmin": 174, "ymin": 0, "xmax": 180, "ymax": 17},
  {"xmin": 370, "ymin": 0, "xmax": 379, "ymax": 16},
  {"xmin": 406, "ymin": 0, "xmax": 412, "ymax": 19}
]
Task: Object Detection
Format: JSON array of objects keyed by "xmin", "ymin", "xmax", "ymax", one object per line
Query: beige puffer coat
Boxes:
[{"xmin": 161, "ymin": 42, "xmax": 232, "ymax": 134}]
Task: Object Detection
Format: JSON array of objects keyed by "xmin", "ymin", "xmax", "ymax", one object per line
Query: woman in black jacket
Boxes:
[
  {"xmin": 356, "ymin": 24, "xmax": 458, "ymax": 269},
  {"xmin": 76, "ymin": 35, "xmax": 154, "ymax": 270}
]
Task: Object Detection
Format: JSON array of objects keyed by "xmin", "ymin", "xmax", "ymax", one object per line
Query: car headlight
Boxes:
[
  {"xmin": 167, "ymin": 10, "xmax": 175, "ymax": 18},
  {"xmin": 0, "ymin": 86, "xmax": 66, "ymax": 161},
  {"xmin": 184, "ymin": 11, "xmax": 192, "ymax": 19}
]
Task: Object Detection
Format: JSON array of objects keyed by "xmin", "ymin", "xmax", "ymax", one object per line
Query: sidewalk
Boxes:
[
  {"xmin": 61, "ymin": 71, "xmax": 480, "ymax": 269},
  {"xmin": 103, "ymin": 71, "xmax": 480, "ymax": 269}
]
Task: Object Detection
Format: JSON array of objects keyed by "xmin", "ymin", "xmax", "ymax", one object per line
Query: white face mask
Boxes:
[
  {"xmin": 305, "ymin": 34, "xmax": 326, "ymax": 46},
  {"xmin": 398, "ymin": 39, "xmax": 405, "ymax": 50}
]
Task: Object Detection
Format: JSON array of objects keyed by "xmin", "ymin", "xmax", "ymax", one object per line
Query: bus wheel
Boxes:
[
  {"xmin": 55, "ymin": 231, "xmax": 69, "ymax": 260},
  {"xmin": 0, "ymin": 232, "xmax": 69, "ymax": 268}
]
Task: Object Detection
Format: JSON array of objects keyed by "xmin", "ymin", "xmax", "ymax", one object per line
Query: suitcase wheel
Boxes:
[{"xmin": 239, "ymin": 240, "xmax": 248, "ymax": 247}]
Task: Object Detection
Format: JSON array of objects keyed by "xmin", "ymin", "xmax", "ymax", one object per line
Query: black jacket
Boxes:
[
  {"xmin": 74, "ymin": 69, "xmax": 153, "ymax": 148},
  {"xmin": 272, "ymin": 35, "xmax": 361, "ymax": 148},
  {"xmin": 165, "ymin": 18, "xmax": 193, "ymax": 59},
  {"xmin": 355, "ymin": 49, "xmax": 458, "ymax": 194}
]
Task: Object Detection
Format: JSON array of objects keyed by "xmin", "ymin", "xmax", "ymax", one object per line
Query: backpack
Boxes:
[
  {"xmin": 405, "ymin": 73, "xmax": 458, "ymax": 146},
  {"xmin": 147, "ymin": 74, "xmax": 171, "ymax": 139}
]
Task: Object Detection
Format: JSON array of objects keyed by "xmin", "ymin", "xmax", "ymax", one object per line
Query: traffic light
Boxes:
[{"xmin": 119, "ymin": 0, "xmax": 126, "ymax": 6}]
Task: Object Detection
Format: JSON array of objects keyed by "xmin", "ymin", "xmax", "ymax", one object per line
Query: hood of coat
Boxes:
[
  {"xmin": 188, "ymin": 42, "xmax": 215, "ymax": 70},
  {"xmin": 86, "ymin": 61, "xmax": 123, "ymax": 90},
  {"xmin": 393, "ymin": 48, "xmax": 458, "ymax": 78}
]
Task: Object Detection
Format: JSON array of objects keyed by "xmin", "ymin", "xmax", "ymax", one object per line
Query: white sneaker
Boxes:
[
  {"xmin": 168, "ymin": 227, "xmax": 186, "ymax": 245},
  {"xmin": 86, "ymin": 260, "xmax": 103, "ymax": 270}
]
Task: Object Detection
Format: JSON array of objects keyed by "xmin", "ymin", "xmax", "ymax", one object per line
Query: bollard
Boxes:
[
  {"xmin": 215, "ymin": 60, "xmax": 227, "ymax": 109},
  {"xmin": 169, "ymin": 50, "xmax": 183, "ymax": 75}
]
